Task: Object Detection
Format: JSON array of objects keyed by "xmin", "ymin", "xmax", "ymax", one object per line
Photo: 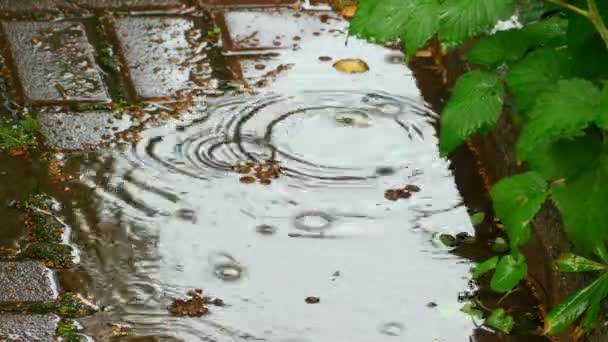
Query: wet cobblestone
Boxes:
[
  {"xmin": 0, "ymin": 261, "xmax": 57, "ymax": 304},
  {"xmin": 2, "ymin": 21, "xmax": 109, "ymax": 104}
]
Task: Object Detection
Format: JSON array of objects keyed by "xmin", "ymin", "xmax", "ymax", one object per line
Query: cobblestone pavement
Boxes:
[
  {"xmin": 0, "ymin": 1, "xmax": 431, "ymax": 341},
  {"xmin": 0, "ymin": 1, "xmax": 337, "ymax": 340}
]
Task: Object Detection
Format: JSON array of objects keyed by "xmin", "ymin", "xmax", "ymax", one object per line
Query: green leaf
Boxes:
[
  {"xmin": 461, "ymin": 303, "xmax": 484, "ymax": 319},
  {"xmin": 439, "ymin": 0, "xmax": 516, "ymax": 46},
  {"xmin": 439, "ymin": 70, "xmax": 505, "ymax": 155},
  {"xmin": 473, "ymin": 256, "xmax": 499, "ymax": 279},
  {"xmin": 551, "ymin": 153, "xmax": 608, "ymax": 259},
  {"xmin": 557, "ymin": 253, "xmax": 607, "ymax": 273},
  {"xmin": 401, "ymin": 0, "xmax": 440, "ymax": 57},
  {"xmin": 526, "ymin": 135, "xmax": 602, "ymax": 181},
  {"xmin": 490, "ymin": 172, "xmax": 547, "ymax": 247},
  {"xmin": 544, "ymin": 272, "xmax": 608, "ymax": 334},
  {"xmin": 517, "ymin": 79, "xmax": 600, "ymax": 160},
  {"xmin": 506, "ymin": 48, "xmax": 569, "ymax": 113},
  {"xmin": 349, "ymin": 0, "xmax": 439, "ymax": 56},
  {"xmin": 491, "ymin": 253, "xmax": 527, "ymax": 292},
  {"xmin": 524, "ymin": 17, "xmax": 567, "ymax": 47},
  {"xmin": 470, "ymin": 212, "xmax": 485, "ymax": 225},
  {"xmin": 467, "ymin": 29, "xmax": 531, "ymax": 67},
  {"xmin": 576, "ymin": 300, "xmax": 600, "ymax": 338},
  {"xmin": 486, "ymin": 308, "xmax": 515, "ymax": 333},
  {"xmin": 597, "ymin": 86, "xmax": 608, "ymax": 130},
  {"xmin": 467, "ymin": 17, "xmax": 567, "ymax": 67}
]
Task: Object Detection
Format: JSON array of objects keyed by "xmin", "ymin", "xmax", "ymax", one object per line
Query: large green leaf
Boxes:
[
  {"xmin": 401, "ymin": 0, "xmax": 440, "ymax": 56},
  {"xmin": 439, "ymin": 0, "xmax": 516, "ymax": 46},
  {"xmin": 467, "ymin": 17, "xmax": 567, "ymax": 67},
  {"xmin": 506, "ymin": 48, "xmax": 569, "ymax": 113},
  {"xmin": 349, "ymin": 0, "xmax": 439, "ymax": 57},
  {"xmin": 517, "ymin": 79, "xmax": 600, "ymax": 160},
  {"xmin": 526, "ymin": 135, "xmax": 602, "ymax": 181},
  {"xmin": 544, "ymin": 272, "xmax": 608, "ymax": 335},
  {"xmin": 490, "ymin": 172, "xmax": 547, "ymax": 247},
  {"xmin": 486, "ymin": 308, "xmax": 515, "ymax": 333},
  {"xmin": 439, "ymin": 70, "xmax": 505, "ymax": 155},
  {"xmin": 551, "ymin": 154, "xmax": 608, "ymax": 259},
  {"xmin": 557, "ymin": 253, "xmax": 607, "ymax": 273},
  {"xmin": 491, "ymin": 253, "xmax": 527, "ymax": 292}
]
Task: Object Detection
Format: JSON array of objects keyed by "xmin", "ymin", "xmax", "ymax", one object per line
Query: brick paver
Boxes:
[
  {"xmin": 2, "ymin": 21, "xmax": 109, "ymax": 104},
  {"xmin": 39, "ymin": 110, "xmax": 133, "ymax": 150},
  {"xmin": 0, "ymin": 261, "xmax": 57, "ymax": 304},
  {"xmin": 109, "ymin": 17, "xmax": 211, "ymax": 101},
  {"xmin": 0, "ymin": 0, "xmax": 187, "ymax": 14},
  {"xmin": 221, "ymin": 9, "xmax": 342, "ymax": 51},
  {"xmin": 0, "ymin": 314, "xmax": 58, "ymax": 342}
]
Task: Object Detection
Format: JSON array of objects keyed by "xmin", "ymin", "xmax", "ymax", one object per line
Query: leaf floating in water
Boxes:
[
  {"xmin": 239, "ymin": 176, "xmax": 256, "ymax": 184},
  {"xmin": 333, "ymin": 58, "xmax": 370, "ymax": 73},
  {"xmin": 168, "ymin": 289, "xmax": 223, "ymax": 317},
  {"xmin": 305, "ymin": 296, "xmax": 320, "ymax": 304}
]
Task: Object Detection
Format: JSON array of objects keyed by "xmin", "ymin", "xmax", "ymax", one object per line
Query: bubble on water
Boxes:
[
  {"xmin": 294, "ymin": 211, "xmax": 334, "ymax": 233},
  {"xmin": 210, "ymin": 252, "xmax": 244, "ymax": 281},
  {"xmin": 378, "ymin": 322, "xmax": 404, "ymax": 336}
]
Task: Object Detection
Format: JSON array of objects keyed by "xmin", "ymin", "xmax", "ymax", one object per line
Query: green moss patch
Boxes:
[{"xmin": 24, "ymin": 242, "xmax": 73, "ymax": 268}]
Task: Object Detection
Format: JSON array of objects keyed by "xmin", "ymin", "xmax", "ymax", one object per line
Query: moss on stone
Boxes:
[
  {"xmin": 29, "ymin": 212, "xmax": 63, "ymax": 244},
  {"xmin": 24, "ymin": 242, "xmax": 73, "ymax": 268},
  {"xmin": 0, "ymin": 293, "xmax": 96, "ymax": 318},
  {"xmin": 57, "ymin": 320, "xmax": 83, "ymax": 342}
]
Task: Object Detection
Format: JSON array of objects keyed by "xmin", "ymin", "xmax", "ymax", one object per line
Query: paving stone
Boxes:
[
  {"xmin": 0, "ymin": 0, "xmax": 186, "ymax": 14},
  {"xmin": 221, "ymin": 8, "xmax": 343, "ymax": 51},
  {"xmin": 109, "ymin": 17, "xmax": 212, "ymax": 101},
  {"xmin": 0, "ymin": 261, "xmax": 57, "ymax": 304},
  {"xmin": 39, "ymin": 110, "xmax": 134, "ymax": 150},
  {"xmin": 0, "ymin": 314, "xmax": 58, "ymax": 342},
  {"xmin": 2, "ymin": 21, "xmax": 109, "ymax": 104},
  {"xmin": 199, "ymin": 0, "xmax": 297, "ymax": 6}
]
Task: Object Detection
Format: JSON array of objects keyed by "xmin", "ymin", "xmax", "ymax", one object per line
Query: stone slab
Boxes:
[
  {"xmin": 0, "ymin": 261, "xmax": 57, "ymax": 304},
  {"xmin": 39, "ymin": 110, "xmax": 133, "ymax": 150},
  {"xmin": 0, "ymin": 0, "xmax": 186, "ymax": 13},
  {"xmin": 2, "ymin": 21, "xmax": 109, "ymax": 104},
  {"xmin": 0, "ymin": 314, "xmax": 58, "ymax": 342},
  {"xmin": 221, "ymin": 8, "xmax": 343, "ymax": 51},
  {"xmin": 110, "ymin": 17, "xmax": 211, "ymax": 101}
]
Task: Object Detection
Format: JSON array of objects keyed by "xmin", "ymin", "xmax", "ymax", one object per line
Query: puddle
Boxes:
[
  {"xmin": 0, "ymin": 5, "xmax": 546, "ymax": 342},
  {"xmin": 64, "ymin": 88, "xmax": 480, "ymax": 342}
]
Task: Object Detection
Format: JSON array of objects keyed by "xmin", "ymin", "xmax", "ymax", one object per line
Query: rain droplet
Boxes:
[
  {"xmin": 378, "ymin": 322, "xmax": 404, "ymax": 336},
  {"xmin": 294, "ymin": 211, "xmax": 333, "ymax": 233},
  {"xmin": 210, "ymin": 253, "xmax": 244, "ymax": 281}
]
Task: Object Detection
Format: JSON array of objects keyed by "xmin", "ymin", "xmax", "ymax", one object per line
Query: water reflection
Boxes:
[{"xmin": 76, "ymin": 91, "xmax": 475, "ymax": 341}]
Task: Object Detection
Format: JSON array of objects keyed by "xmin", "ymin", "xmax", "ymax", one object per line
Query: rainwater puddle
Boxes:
[{"xmin": 72, "ymin": 90, "xmax": 477, "ymax": 341}]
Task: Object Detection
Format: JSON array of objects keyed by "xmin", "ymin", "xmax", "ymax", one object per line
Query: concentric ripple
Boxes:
[{"xmin": 131, "ymin": 91, "xmax": 437, "ymax": 188}]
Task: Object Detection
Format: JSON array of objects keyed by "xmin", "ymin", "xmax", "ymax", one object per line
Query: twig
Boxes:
[
  {"xmin": 546, "ymin": 0, "xmax": 590, "ymax": 17},
  {"xmin": 587, "ymin": 0, "xmax": 608, "ymax": 48}
]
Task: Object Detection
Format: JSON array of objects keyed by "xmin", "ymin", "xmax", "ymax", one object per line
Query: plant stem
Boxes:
[
  {"xmin": 587, "ymin": 0, "xmax": 608, "ymax": 47},
  {"xmin": 546, "ymin": 0, "xmax": 590, "ymax": 17}
]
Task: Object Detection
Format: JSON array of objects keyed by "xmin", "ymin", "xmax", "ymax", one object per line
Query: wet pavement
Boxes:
[{"xmin": 0, "ymin": 1, "xmax": 533, "ymax": 341}]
